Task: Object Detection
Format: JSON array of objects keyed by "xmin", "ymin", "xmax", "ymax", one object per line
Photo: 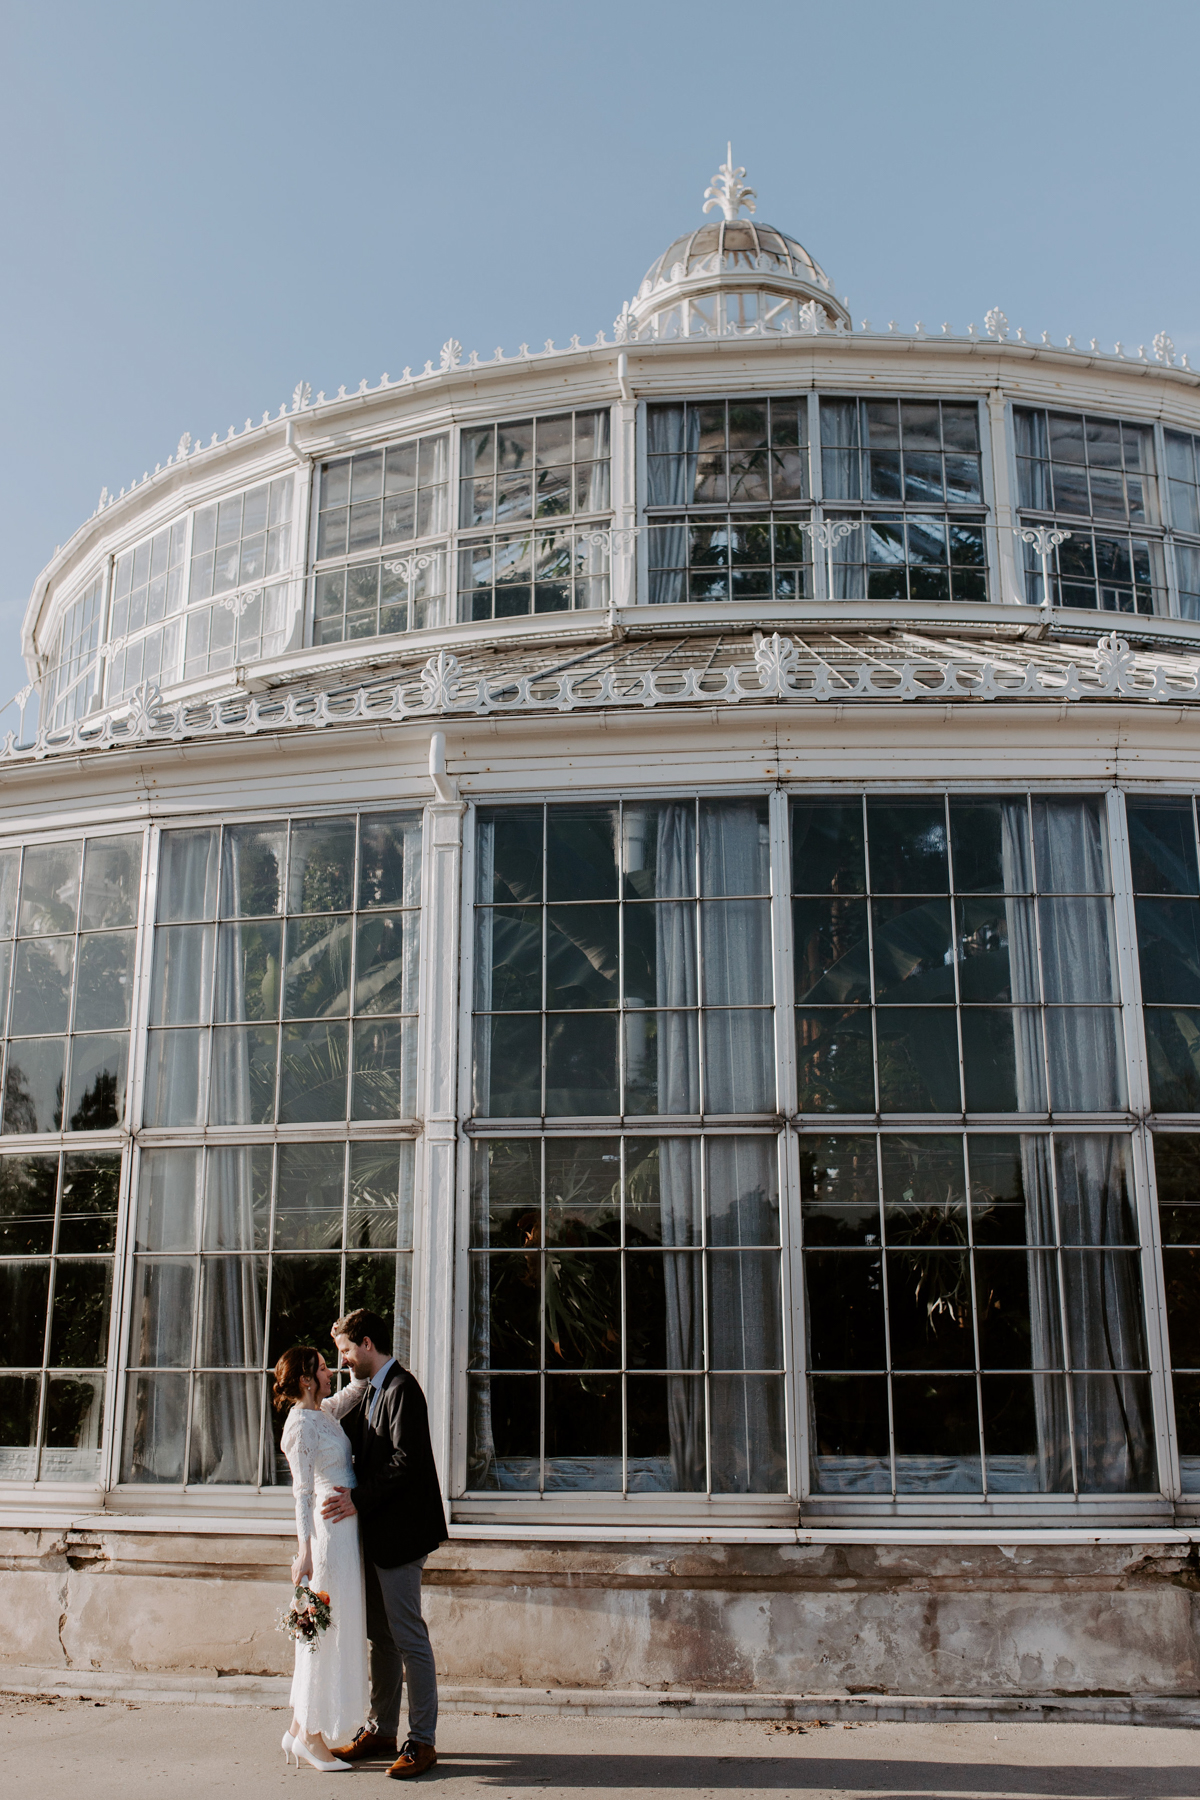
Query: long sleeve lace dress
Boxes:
[{"xmin": 281, "ymin": 1405, "xmax": 369, "ymax": 1745}]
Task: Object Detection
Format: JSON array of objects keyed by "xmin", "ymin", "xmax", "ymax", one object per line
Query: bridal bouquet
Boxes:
[{"xmin": 278, "ymin": 1583, "xmax": 332, "ymax": 1651}]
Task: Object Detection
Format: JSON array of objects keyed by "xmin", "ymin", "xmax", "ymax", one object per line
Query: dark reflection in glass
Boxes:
[
  {"xmin": 288, "ymin": 819, "xmax": 355, "ymax": 915},
  {"xmin": 545, "ymin": 1013, "xmax": 618, "ymax": 1116},
  {"xmin": 881, "ymin": 1135, "xmax": 966, "ymax": 1243},
  {"xmin": 478, "ymin": 809, "xmax": 543, "ymax": 905},
  {"xmin": 278, "ymin": 1021, "xmax": 350, "ymax": 1122},
  {"xmin": 957, "ymin": 898, "xmax": 1039, "ymax": 1003},
  {"xmin": 266, "ymin": 1256, "xmax": 342, "ymax": 1365},
  {"xmin": 544, "ymin": 1252, "xmax": 620, "ymax": 1367},
  {"xmin": 544, "ymin": 1374, "xmax": 622, "ymax": 1487},
  {"xmin": 799, "ymin": 1135, "xmax": 879, "ymax": 1246},
  {"xmin": 968, "ymin": 1134, "xmax": 1034, "ymax": 1244},
  {"xmin": 0, "ymin": 1260, "xmax": 49, "ymax": 1366},
  {"xmin": 352, "ymin": 1019, "xmax": 414, "ymax": 1120},
  {"xmin": 876, "ymin": 1009, "xmax": 960, "ymax": 1112},
  {"xmin": 796, "ymin": 1008, "xmax": 874, "ymax": 1113},
  {"xmin": 886, "ymin": 1249, "xmax": 973, "ymax": 1368},
  {"xmin": 66, "ymin": 1033, "xmax": 127, "ymax": 1131},
  {"xmin": 1071, "ymin": 1371, "xmax": 1155, "ymax": 1491},
  {"xmin": 871, "ymin": 898, "xmax": 954, "ymax": 1002},
  {"xmin": 0, "ymin": 1154, "xmax": 58, "ymax": 1255},
  {"xmin": 477, "ymin": 908, "xmax": 541, "ymax": 1012},
  {"xmin": 354, "ymin": 913, "xmax": 417, "ymax": 1016},
  {"xmin": 892, "ymin": 1374, "xmax": 982, "ymax": 1489},
  {"xmin": 546, "ymin": 807, "xmax": 617, "ymax": 902},
  {"xmin": 793, "ymin": 897, "xmax": 869, "ymax": 1003},
  {"xmin": 214, "ymin": 921, "xmax": 282, "ymax": 1023},
  {"xmin": 1136, "ymin": 898, "xmax": 1200, "ymax": 1004},
  {"xmin": 545, "ymin": 1138, "xmax": 620, "ymax": 1248},
  {"xmin": 949, "ymin": 800, "xmax": 1033, "ymax": 894},
  {"xmin": 1144, "ymin": 1008, "xmax": 1200, "ymax": 1111},
  {"xmin": 283, "ymin": 915, "xmax": 353, "ymax": 1018},
  {"xmin": 791, "ymin": 802, "xmax": 865, "ymax": 896},
  {"xmin": 1152, "ymin": 1134, "xmax": 1200, "ymax": 1245},
  {"xmin": 546, "ymin": 906, "xmax": 618, "ymax": 1009},
  {"xmin": 810, "ymin": 1372, "xmax": 890, "ymax": 1492},
  {"xmin": 804, "ymin": 1250, "xmax": 884, "ymax": 1368},
  {"xmin": 974, "ymin": 1251, "xmax": 1036, "ymax": 1367},
  {"xmin": 1127, "ymin": 800, "xmax": 1199, "ymax": 896},
  {"xmin": 47, "ymin": 1260, "xmax": 111, "ymax": 1367},
  {"xmin": 1162, "ymin": 1246, "xmax": 1200, "ymax": 1367},
  {"xmin": 467, "ymin": 1374, "xmax": 539, "ymax": 1490},
  {"xmin": 866, "ymin": 800, "xmax": 948, "ymax": 893},
  {"xmin": 470, "ymin": 1254, "xmax": 539, "ymax": 1370},
  {"xmin": 275, "ymin": 1142, "xmax": 344, "ymax": 1250},
  {"xmin": 626, "ymin": 1375, "xmax": 706, "ymax": 1491},
  {"xmin": 961, "ymin": 1008, "xmax": 1046, "ymax": 1113},
  {"xmin": 475, "ymin": 1014, "xmax": 541, "ymax": 1117}
]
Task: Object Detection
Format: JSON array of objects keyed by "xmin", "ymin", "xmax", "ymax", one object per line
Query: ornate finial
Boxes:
[{"xmin": 703, "ymin": 143, "xmax": 756, "ymax": 220}]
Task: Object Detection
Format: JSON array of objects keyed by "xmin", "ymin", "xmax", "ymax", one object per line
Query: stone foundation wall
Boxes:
[{"xmin": 3, "ymin": 1524, "xmax": 1198, "ymax": 1699}]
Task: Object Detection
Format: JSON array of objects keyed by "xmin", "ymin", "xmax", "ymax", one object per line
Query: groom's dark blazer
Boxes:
[{"xmin": 342, "ymin": 1362, "xmax": 447, "ymax": 1569}]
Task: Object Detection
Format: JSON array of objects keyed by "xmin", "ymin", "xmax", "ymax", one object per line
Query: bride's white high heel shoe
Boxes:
[{"xmin": 284, "ymin": 1731, "xmax": 349, "ymax": 1771}]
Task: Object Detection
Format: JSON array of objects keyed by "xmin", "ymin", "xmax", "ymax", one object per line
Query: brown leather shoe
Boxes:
[
  {"xmin": 330, "ymin": 1726, "xmax": 398, "ymax": 1761},
  {"xmin": 388, "ymin": 1738, "xmax": 437, "ymax": 1779}
]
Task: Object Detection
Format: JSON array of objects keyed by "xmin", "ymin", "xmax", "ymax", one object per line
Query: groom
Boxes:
[{"xmin": 321, "ymin": 1306, "xmax": 447, "ymax": 1780}]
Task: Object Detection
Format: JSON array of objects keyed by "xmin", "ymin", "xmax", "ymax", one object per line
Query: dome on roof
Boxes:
[
  {"xmin": 618, "ymin": 152, "xmax": 849, "ymax": 343},
  {"xmin": 637, "ymin": 219, "xmax": 833, "ymax": 300}
]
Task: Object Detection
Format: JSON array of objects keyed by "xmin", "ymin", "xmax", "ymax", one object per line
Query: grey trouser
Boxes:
[{"xmin": 364, "ymin": 1554, "xmax": 438, "ymax": 1746}]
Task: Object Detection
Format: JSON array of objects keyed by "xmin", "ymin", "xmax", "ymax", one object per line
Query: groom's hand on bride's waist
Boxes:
[{"xmin": 321, "ymin": 1486, "xmax": 357, "ymax": 1523}]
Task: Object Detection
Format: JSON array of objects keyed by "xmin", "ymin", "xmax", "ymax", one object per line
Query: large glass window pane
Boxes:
[
  {"xmin": 128, "ymin": 1259, "xmax": 194, "ymax": 1367},
  {"xmin": 65, "ymin": 1032, "xmax": 127, "ymax": 1131},
  {"xmin": 3, "ymin": 1037, "xmax": 66, "ymax": 1133},
  {"xmin": 0, "ymin": 1260, "xmax": 49, "ymax": 1366},
  {"xmin": 121, "ymin": 1372, "xmax": 188, "ymax": 1483},
  {"xmin": 73, "ymin": 931, "xmax": 135, "ymax": 1030},
  {"xmin": 0, "ymin": 1154, "xmax": 59, "ymax": 1254},
  {"xmin": 19, "ymin": 842, "xmax": 81, "ymax": 936},
  {"xmin": 278, "ymin": 1021, "xmax": 350, "ymax": 1122},
  {"xmin": 47, "ymin": 1260, "xmax": 112, "ymax": 1366}
]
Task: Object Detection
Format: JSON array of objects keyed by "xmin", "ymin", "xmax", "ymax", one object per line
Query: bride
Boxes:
[{"xmin": 275, "ymin": 1345, "xmax": 368, "ymax": 1770}]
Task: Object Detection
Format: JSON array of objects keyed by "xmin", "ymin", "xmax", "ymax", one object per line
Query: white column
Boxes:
[
  {"xmin": 411, "ymin": 787, "xmax": 465, "ymax": 1495},
  {"xmin": 986, "ymin": 388, "xmax": 1022, "ymax": 605}
]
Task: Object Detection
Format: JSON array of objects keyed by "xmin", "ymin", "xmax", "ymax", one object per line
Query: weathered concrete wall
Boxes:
[{"xmin": 3, "ymin": 1526, "xmax": 1198, "ymax": 1698}]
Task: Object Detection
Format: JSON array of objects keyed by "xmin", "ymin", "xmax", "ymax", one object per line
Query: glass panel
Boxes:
[
  {"xmin": 478, "ymin": 808, "xmax": 543, "ymax": 904},
  {"xmin": 80, "ymin": 836, "xmax": 141, "ymax": 929},
  {"xmin": 624, "ymin": 1011, "xmax": 699, "ymax": 1115},
  {"xmin": 347, "ymin": 818, "xmax": 410, "ymax": 917},
  {"xmin": 352, "ymin": 1019, "xmax": 416, "ymax": 1119},
  {"xmin": 10, "ymin": 937, "xmax": 74, "ymax": 1035},
  {"xmin": 142, "ymin": 1027, "xmax": 205, "ymax": 1127},
  {"xmin": 348, "ymin": 1141, "xmax": 414, "ymax": 1250},
  {"xmin": 1127, "ymin": 800, "xmax": 1199, "ymax": 895},
  {"xmin": 128, "ymin": 1259, "xmax": 194, "ymax": 1367},
  {"xmin": 18, "ymin": 842, "xmax": 81, "ymax": 936},
  {"xmin": 47, "ymin": 1260, "xmax": 112, "ymax": 1366},
  {"xmin": 793, "ymin": 897, "xmax": 870, "ymax": 1004},
  {"xmin": 266, "ymin": 1254, "xmax": 343, "ymax": 1365},
  {"xmin": 278, "ymin": 1022, "xmax": 350, "ymax": 1121},
  {"xmin": 135, "ymin": 1148, "xmax": 201, "ymax": 1250},
  {"xmin": 706, "ymin": 1136, "xmax": 778, "ymax": 1245},
  {"xmin": 0, "ymin": 1260, "xmax": 49, "ymax": 1366},
  {"xmin": 209, "ymin": 1025, "xmax": 276, "ymax": 1124},
  {"xmin": 796, "ymin": 1008, "xmax": 875, "ymax": 1112},
  {"xmin": 876, "ymin": 1010, "xmax": 960, "ymax": 1112},
  {"xmin": 41, "ymin": 1373, "xmax": 104, "ymax": 1480},
  {"xmin": 3, "ymin": 1037, "xmax": 66, "ymax": 1133},
  {"xmin": 545, "ymin": 1013, "xmax": 618, "ymax": 1116},
  {"xmin": 288, "ymin": 819, "xmax": 356, "ymax": 914},
  {"xmin": 283, "ymin": 914, "xmax": 353, "ymax": 1018},
  {"xmin": 157, "ymin": 824, "xmax": 218, "ymax": 921},
  {"xmin": 700, "ymin": 799, "xmax": 770, "ymax": 896},
  {"xmin": 544, "ymin": 1374, "xmax": 622, "ymax": 1489},
  {"xmin": 804, "ymin": 1251, "xmax": 885, "ymax": 1367},
  {"xmin": 475, "ymin": 1014, "xmax": 541, "ymax": 1117},
  {"xmin": 892, "ymin": 1375, "xmax": 981, "ymax": 1491},
  {"xmin": 545, "ymin": 808, "xmax": 617, "ymax": 901},
  {"xmin": 867, "ymin": 800, "xmax": 948, "ymax": 892},
  {"xmin": 791, "ymin": 803, "xmax": 865, "ymax": 895},
  {"xmin": 810, "ymin": 1374, "xmax": 889, "ymax": 1493},
  {"xmin": 204, "ymin": 1145, "xmax": 272, "ymax": 1249},
  {"xmin": 709, "ymin": 1374, "xmax": 787, "ymax": 1492},
  {"xmin": 1135, "ymin": 898, "xmax": 1200, "ymax": 1003},
  {"xmin": 121, "ymin": 1372, "xmax": 188, "ymax": 1482},
  {"xmin": 73, "ymin": 930, "xmax": 135, "ymax": 1030},
  {"xmin": 65, "ymin": 1032, "xmax": 127, "ymax": 1130},
  {"xmin": 219, "ymin": 825, "xmax": 285, "ymax": 918},
  {"xmin": 702, "ymin": 1009, "xmax": 775, "ymax": 1113},
  {"xmin": 0, "ymin": 1154, "xmax": 58, "ymax": 1254},
  {"xmin": 545, "ymin": 906, "xmax": 618, "ymax": 1008},
  {"xmin": 188, "ymin": 1373, "xmax": 261, "ymax": 1483},
  {"xmin": 150, "ymin": 924, "xmax": 215, "ymax": 1025}
]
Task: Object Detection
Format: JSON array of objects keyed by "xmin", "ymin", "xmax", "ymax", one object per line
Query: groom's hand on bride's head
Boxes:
[{"xmin": 321, "ymin": 1485, "xmax": 356, "ymax": 1523}]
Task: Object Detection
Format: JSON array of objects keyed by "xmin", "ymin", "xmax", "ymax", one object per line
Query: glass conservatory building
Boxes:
[{"xmin": 6, "ymin": 157, "xmax": 1200, "ymax": 1710}]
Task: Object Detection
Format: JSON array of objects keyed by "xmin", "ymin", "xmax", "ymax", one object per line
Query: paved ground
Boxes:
[{"xmin": 2, "ymin": 1694, "xmax": 1199, "ymax": 1798}]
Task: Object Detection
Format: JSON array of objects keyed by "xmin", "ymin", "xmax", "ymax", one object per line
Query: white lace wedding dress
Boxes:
[{"xmin": 281, "ymin": 1405, "xmax": 369, "ymax": 1745}]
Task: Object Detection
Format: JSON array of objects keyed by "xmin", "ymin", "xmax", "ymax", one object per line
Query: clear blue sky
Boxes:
[{"xmin": 3, "ymin": 0, "xmax": 1198, "ymax": 714}]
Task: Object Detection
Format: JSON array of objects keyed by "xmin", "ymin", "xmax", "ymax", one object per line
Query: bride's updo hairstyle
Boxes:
[{"xmin": 273, "ymin": 1344, "xmax": 322, "ymax": 1412}]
